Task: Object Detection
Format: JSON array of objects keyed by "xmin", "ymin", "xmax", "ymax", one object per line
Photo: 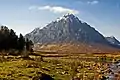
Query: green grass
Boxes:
[{"xmin": 0, "ymin": 53, "xmax": 118, "ymax": 80}]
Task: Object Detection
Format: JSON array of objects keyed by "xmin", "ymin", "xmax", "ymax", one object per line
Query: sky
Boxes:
[{"xmin": 0, "ymin": 0, "xmax": 120, "ymax": 40}]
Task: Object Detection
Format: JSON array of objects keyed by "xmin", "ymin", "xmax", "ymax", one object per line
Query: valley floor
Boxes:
[{"xmin": 0, "ymin": 52, "xmax": 120, "ymax": 80}]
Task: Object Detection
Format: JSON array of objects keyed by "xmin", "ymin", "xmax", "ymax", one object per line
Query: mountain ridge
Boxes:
[
  {"xmin": 25, "ymin": 13, "xmax": 120, "ymax": 51},
  {"xmin": 105, "ymin": 36, "xmax": 120, "ymax": 46},
  {"xmin": 26, "ymin": 14, "xmax": 107, "ymax": 43}
]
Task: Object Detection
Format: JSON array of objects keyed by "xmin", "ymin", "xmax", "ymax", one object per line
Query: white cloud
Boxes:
[
  {"xmin": 29, "ymin": 5, "xmax": 79, "ymax": 14},
  {"xmin": 87, "ymin": 0, "xmax": 99, "ymax": 5}
]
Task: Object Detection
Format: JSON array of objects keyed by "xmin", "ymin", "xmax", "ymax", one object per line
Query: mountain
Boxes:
[
  {"xmin": 25, "ymin": 13, "xmax": 120, "ymax": 52},
  {"xmin": 25, "ymin": 13, "xmax": 109, "ymax": 45},
  {"xmin": 105, "ymin": 36, "xmax": 120, "ymax": 46}
]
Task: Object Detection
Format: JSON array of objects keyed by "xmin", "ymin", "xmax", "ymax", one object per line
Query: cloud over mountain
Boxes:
[{"xmin": 29, "ymin": 5, "xmax": 79, "ymax": 14}]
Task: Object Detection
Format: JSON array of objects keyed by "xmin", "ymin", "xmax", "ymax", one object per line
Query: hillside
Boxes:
[{"xmin": 34, "ymin": 43, "xmax": 120, "ymax": 53}]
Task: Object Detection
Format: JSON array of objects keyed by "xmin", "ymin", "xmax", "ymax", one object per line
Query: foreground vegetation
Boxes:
[
  {"xmin": 0, "ymin": 26, "xmax": 120, "ymax": 79},
  {"xmin": 0, "ymin": 52, "xmax": 120, "ymax": 80}
]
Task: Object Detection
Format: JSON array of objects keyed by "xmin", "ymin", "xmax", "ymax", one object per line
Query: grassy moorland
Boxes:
[{"xmin": 0, "ymin": 52, "xmax": 120, "ymax": 80}]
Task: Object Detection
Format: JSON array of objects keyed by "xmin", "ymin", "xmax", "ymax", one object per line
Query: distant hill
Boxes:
[
  {"xmin": 105, "ymin": 36, "xmax": 120, "ymax": 46},
  {"xmin": 25, "ymin": 13, "xmax": 120, "ymax": 52}
]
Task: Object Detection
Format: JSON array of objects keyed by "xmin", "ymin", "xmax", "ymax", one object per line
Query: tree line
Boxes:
[{"xmin": 0, "ymin": 26, "xmax": 33, "ymax": 56}]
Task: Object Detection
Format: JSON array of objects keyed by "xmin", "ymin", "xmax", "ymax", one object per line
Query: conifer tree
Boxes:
[{"xmin": 18, "ymin": 34, "xmax": 25, "ymax": 52}]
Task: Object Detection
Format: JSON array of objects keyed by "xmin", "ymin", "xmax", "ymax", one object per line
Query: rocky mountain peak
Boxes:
[
  {"xmin": 63, "ymin": 13, "xmax": 76, "ymax": 18},
  {"xmin": 25, "ymin": 14, "xmax": 112, "ymax": 46},
  {"xmin": 54, "ymin": 13, "xmax": 79, "ymax": 23}
]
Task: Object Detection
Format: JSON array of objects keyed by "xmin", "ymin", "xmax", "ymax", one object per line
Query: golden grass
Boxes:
[{"xmin": 0, "ymin": 52, "xmax": 120, "ymax": 80}]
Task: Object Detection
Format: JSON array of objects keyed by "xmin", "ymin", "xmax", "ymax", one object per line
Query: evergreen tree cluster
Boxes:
[{"xmin": 0, "ymin": 26, "xmax": 33, "ymax": 54}]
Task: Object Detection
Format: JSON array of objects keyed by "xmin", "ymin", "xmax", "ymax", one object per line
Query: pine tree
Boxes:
[
  {"xmin": 0, "ymin": 26, "xmax": 32, "ymax": 57},
  {"xmin": 9, "ymin": 29, "xmax": 18, "ymax": 49},
  {"xmin": 26, "ymin": 38, "xmax": 33, "ymax": 51},
  {"xmin": 18, "ymin": 34, "xmax": 25, "ymax": 52}
]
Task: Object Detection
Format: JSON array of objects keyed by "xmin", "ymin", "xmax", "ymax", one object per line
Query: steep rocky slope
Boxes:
[{"xmin": 26, "ymin": 14, "xmax": 108, "ymax": 44}]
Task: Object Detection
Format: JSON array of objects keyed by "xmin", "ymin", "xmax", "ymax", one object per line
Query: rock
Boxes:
[
  {"xmin": 32, "ymin": 73, "xmax": 54, "ymax": 80},
  {"xmin": 72, "ymin": 78, "xmax": 81, "ymax": 80}
]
